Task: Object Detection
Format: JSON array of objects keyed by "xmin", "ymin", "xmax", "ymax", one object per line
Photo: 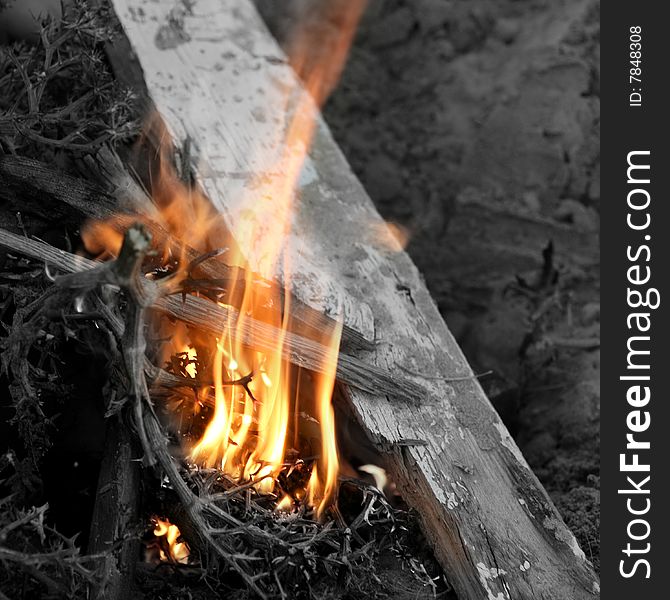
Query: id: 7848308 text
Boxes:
[{"xmin": 629, "ymin": 26, "xmax": 642, "ymax": 107}]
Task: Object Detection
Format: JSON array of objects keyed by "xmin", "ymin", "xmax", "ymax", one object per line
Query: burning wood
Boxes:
[
  {"xmin": 99, "ymin": 0, "xmax": 598, "ymax": 597},
  {"xmin": 0, "ymin": 227, "xmax": 421, "ymax": 400},
  {"xmin": 0, "ymin": 188, "xmax": 432, "ymax": 598},
  {"xmin": 0, "ymin": 0, "xmax": 600, "ymax": 599},
  {"xmin": 0, "ymin": 219, "xmax": 439, "ymax": 598}
]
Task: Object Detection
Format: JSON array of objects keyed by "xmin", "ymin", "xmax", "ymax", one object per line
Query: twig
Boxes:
[
  {"xmin": 0, "ymin": 228, "xmax": 423, "ymax": 400},
  {"xmin": 0, "ymin": 547, "xmax": 67, "ymax": 597},
  {"xmin": 397, "ymin": 363, "xmax": 493, "ymax": 383},
  {"xmin": 0, "ymin": 505, "xmax": 48, "ymax": 543}
]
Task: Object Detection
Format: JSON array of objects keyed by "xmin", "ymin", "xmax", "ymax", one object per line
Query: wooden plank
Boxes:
[
  {"xmin": 106, "ymin": 1, "xmax": 600, "ymax": 598},
  {"xmin": 88, "ymin": 415, "xmax": 141, "ymax": 600}
]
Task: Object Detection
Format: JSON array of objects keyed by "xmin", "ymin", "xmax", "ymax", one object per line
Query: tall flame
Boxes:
[
  {"xmin": 82, "ymin": 0, "xmax": 365, "ymax": 515},
  {"xmin": 187, "ymin": 0, "xmax": 363, "ymax": 511}
]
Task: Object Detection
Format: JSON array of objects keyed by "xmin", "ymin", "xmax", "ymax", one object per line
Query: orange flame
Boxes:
[
  {"xmin": 185, "ymin": 0, "xmax": 363, "ymax": 512},
  {"xmin": 152, "ymin": 518, "xmax": 189, "ymax": 564},
  {"xmin": 82, "ymin": 0, "xmax": 365, "ymax": 515}
]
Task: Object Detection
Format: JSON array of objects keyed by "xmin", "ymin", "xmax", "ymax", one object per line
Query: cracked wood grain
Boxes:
[{"xmin": 102, "ymin": 1, "xmax": 600, "ymax": 598}]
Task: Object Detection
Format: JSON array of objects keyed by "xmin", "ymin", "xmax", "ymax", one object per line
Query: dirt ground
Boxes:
[{"xmin": 257, "ymin": 0, "xmax": 601, "ymax": 571}]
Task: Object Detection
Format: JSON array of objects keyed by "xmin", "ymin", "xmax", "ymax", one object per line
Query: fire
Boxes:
[
  {"xmin": 151, "ymin": 518, "xmax": 190, "ymax": 564},
  {"xmin": 276, "ymin": 494, "xmax": 294, "ymax": 513},
  {"xmin": 174, "ymin": 326, "xmax": 198, "ymax": 379},
  {"xmin": 81, "ymin": 1, "xmax": 365, "ymax": 516}
]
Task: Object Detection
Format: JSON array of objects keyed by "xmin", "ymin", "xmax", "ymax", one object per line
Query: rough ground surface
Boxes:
[{"xmin": 257, "ymin": 0, "xmax": 601, "ymax": 571}]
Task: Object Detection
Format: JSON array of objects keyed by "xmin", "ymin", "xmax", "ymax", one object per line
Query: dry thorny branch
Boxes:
[
  {"xmin": 0, "ymin": 224, "xmax": 441, "ymax": 599},
  {"xmin": 0, "ymin": 488, "xmax": 103, "ymax": 599},
  {"xmin": 0, "ymin": 0, "xmax": 139, "ymax": 156}
]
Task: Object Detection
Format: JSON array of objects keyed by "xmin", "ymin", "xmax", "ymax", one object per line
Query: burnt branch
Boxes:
[{"xmin": 34, "ymin": 224, "xmax": 267, "ymax": 596}]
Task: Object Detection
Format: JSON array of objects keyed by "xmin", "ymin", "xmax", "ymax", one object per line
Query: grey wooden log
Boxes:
[
  {"xmin": 87, "ymin": 414, "xmax": 141, "ymax": 600},
  {"xmin": 0, "ymin": 155, "xmax": 118, "ymax": 221},
  {"xmin": 105, "ymin": 1, "xmax": 600, "ymax": 598}
]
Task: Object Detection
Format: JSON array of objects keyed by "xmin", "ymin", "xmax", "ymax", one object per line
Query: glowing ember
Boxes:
[
  {"xmin": 276, "ymin": 494, "xmax": 294, "ymax": 513},
  {"xmin": 182, "ymin": 345, "xmax": 198, "ymax": 379},
  {"xmin": 82, "ymin": 0, "xmax": 366, "ymax": 517},
  {"xmin": 151, "ymin": 518, "xmax": 190, "ymax": 564}
]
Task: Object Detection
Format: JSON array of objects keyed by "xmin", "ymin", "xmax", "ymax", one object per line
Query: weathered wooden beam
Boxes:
[
  {"xmin": 0, "ymin": 154, "xmax": 118, "ymax": 221},
  {"xmin": 105, "ymin": 1, "xmax": 600, "ymax": 598}
]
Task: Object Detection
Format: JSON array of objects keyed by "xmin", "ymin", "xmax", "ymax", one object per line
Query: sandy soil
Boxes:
[{"xmin": 257, "ymin": 0, "xmax": 601, "ymax": 571}]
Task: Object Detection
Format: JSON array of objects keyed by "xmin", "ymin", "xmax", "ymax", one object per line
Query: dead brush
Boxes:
[
  {"xmin": 0, "ymin": 223, "xmax": 444, "ymax": 599},
  {"xmin": 0, "ymin": 0, "xmax": 139, "ymax": 158},
  {"xmin": 0, "ymin": 489, "xmax": 105, "ymax": 598}
]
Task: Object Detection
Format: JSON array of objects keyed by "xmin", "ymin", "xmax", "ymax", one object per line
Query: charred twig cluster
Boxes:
[
  {"xmin": 0, "ymin": 0, "xmax": 138, "ymax": 157},
  {"xmin": 52, "ymin": 223, "xmax": 273, "ymax": 594},
  {"xmin": 150, "ymin": 470, "xmax": 440, "ymax": 600},
  {"xmin": 0, "ymin": 493, "xmax": 103, "ymax": 598},
  {"xmin": 0, "ymin": 223, "xmax": 440, "ymax": 599}
]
